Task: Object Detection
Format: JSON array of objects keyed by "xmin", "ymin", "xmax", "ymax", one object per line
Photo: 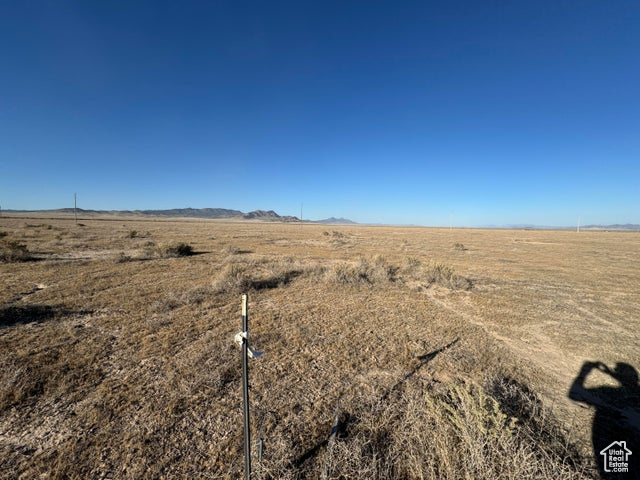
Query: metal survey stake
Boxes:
[
  {"xmin": 241, "ymin": 294, "xmax": 251, "ymax": 480},
  {"xmin": 234, "ymin": 294, "xmax": 263, "ymax": 479}
]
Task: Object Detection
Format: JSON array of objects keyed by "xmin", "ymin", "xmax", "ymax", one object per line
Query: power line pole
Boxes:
[{"xmin": 74, "ymin": 193, "xmax": 78, "ymax": 225}]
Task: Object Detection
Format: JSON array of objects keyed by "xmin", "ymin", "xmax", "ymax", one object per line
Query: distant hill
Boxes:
[
  {"xmin": 3, "ymin": 207, "xmax": 304, "ymax": 222},
  {"xmin": 243, "ymin": 210, "xmax": 277, "ymax": 219},
  {"xmin": 9, "ymin": 207, "xmax": 244, "ymax": 218},
  {"xmin": 139, "ymin": 207, "xmax": 242, "ymax": 218},
  {"xmin": 243, "ymin": 210, "xmax": 300, "ymax": 222},
  {"xmin": 581, "ymin": 224, "xmax": 640, "ymax": 231},
  {"xmin": 314, "ymin": 217, "xmax": 357, "ymax": 225}
]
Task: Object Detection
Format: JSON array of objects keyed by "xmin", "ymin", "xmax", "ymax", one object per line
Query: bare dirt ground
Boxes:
[{"xmin": 1, "ymin": 214, "xmax": 638, "ymax": 479}]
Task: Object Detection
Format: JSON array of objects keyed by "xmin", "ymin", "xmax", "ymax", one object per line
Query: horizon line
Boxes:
[{"xmin": 1, "ymin": 206, "xmax": 639, "ymax": 231}]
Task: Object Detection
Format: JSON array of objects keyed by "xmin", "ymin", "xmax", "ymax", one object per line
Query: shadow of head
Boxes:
[{"xmin": 611, "ymin": 362, "xmax": 639, "ymax": 388}]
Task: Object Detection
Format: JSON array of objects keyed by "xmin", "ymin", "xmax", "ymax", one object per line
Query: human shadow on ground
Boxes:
[{"xmin": 569, "ymin": 361, "xmax": 640, "ymax": 479}]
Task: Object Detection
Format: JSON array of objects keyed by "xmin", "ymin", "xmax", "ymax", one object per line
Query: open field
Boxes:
[{"xmin": 1, "ymin": 215, "xmax": 639, "ymax": 479}]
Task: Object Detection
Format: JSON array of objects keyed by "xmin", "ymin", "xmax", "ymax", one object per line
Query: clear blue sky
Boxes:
[{"xmin": 1, "ymin": 1, "xmax": 638, "ymax": 226}]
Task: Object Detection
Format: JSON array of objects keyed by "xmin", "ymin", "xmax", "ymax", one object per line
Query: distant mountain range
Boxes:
[
  {"xmin": 3, "ymin": 207, "xmax": 357, "ymax": 224},
  {"xmin": 5, "ymin": 208, "xmax": 636, "ymax": 229},
  {"xmin": 580, "ymin": 224, "xmax": 640, "ymax": 231},
  {"xmin": 483, "ymin": 223, "xmax": 640, "ymax": 231},
  {"xmin": 140, "ymin": 207, "xmax": 243, "ymax": 218},
  {"xmin": 314, "ymin": 217, "xmax": 358, "ymax": 225}
]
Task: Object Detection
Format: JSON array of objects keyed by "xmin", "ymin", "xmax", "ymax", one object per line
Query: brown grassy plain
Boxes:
[{"xmin": 1, "ymin": 214, "xmax": 638, "ymax": 479}]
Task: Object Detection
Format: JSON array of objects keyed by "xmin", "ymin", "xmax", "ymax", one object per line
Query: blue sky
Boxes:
[{"xmin": 1, "ymin": 1, "xmax": 638, "ymax": 226}]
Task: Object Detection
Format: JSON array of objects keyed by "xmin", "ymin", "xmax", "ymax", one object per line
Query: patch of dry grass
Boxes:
[
  {"xmin": 0, "ymin": 317, "xmax": 108, "ymax": 412},
  {"xmin": 0, "ymin": 215, "xmax": 637, "ymax": 478},
  {"xmin": 298, "ymin": 377, "xmax": 587, "ymax": 480}
]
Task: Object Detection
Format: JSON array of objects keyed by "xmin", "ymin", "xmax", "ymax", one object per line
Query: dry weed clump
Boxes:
[
  {"xmin": 322, "ymin": 230, "xmax": 347, "ymax": 238},
  {"xmin": 322, "ymin": 256, "xmax": 471, "ymax": 291},
  {"xmin": 221, "ymin": 244, "xmax": 240, "ymax": 255},
  {"xmin": 155, "ymin": 242, "xmax": 194, "ymax": 258},
  {"xmin": 322, "ymin": 230, "xmax": 351, "ymax": 248},
  {"xmin": 126, "ymin": 230, "xmax": 150, "ymax": 239},
  {"xmin": 115, "ymin": 252, "xmax": 133, "ymax": 263},
  {"xmin": 324, "ymin": 256, "xmax": 396, "ymax": 285},
  {"xmin": 283, "ymin": 377, "xmax": 588, "ymax": 480},
  {"xmin": 421, "ymin": 262, "xmax": 472, "ymax": 290},
  {"xmin": 212, "ymin": 263, "xmax": 252, "ymax": 293},
  {"xmin": 212, "ymin": 257, "xmax": 307, "ymax": 293},
  {"xmin": 392, "ymin": 380, "xmax": 584, "ymax": 480},
  {"xmin": 403, "ymin": 256, "xmax": 422, "ymax": 271},
  {"xmin": 0, "ymin": 238, "xmax": 32, "ymax": 262}
]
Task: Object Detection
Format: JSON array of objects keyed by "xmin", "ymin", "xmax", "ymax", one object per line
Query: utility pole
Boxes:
[
  {"xmin": 577, "ymin": 216, "xmax": 580, "ymax": 233},
  {"xmin": 74, "ymin": 193, "xmax": 78, "ymax": 225}
]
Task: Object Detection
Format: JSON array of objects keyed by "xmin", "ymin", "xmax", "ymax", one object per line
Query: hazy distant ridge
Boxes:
[
  {"xmin": 480, "ymin": 223, "xmax": 640, "ymax": 231},
  {"xmin": 314, "ymin": 217, "xmax": 358, "ymax": 224},
  {"xmin": 4, "ymin": 207, "xmax": 357, "ymax": 223},
  {"xmin": 39, "ymin": 207, "xmax": 245, "ymax": 219},
  {"xmin": 581, "ymin": 224, "xmax": 640, "ymax": 231},
  {"xmin": 139, "ymin": 207, "xmax": 242, "ymax": 218}
]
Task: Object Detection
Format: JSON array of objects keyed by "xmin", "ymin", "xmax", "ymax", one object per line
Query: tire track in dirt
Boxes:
[
  {"xmin": 421, "ymin": 288, "xmax": 603, "ymax": 455},
  {"xmin": 4, "ymin": 284, "xmax": 48, "ymax": 304},
  {"xmin": 571, "ymin": 303, "xmax": 637, "ymax": 338},
  {"xmin": 422, "ymin": 290, "xmax": 581, "ymax": 396}
]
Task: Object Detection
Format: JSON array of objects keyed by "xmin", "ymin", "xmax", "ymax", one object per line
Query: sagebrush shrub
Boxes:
[
  {"xmin": 0, "ymin": 239, "xmax": 31, "ymax": 262},
  {"xmin": 156, "ymin": 243, "xmax": 194, "ymax": 258}
]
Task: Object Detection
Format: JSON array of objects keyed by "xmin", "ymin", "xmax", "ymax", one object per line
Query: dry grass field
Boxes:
[{"xmin": 1, "ymin": 214, "xmax": 638, "ymax": 479}]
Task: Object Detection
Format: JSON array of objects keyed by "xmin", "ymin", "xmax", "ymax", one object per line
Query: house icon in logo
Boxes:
[{"xmin": 600, "ymin": 441, "xmax": 632, "ymax": 473}]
